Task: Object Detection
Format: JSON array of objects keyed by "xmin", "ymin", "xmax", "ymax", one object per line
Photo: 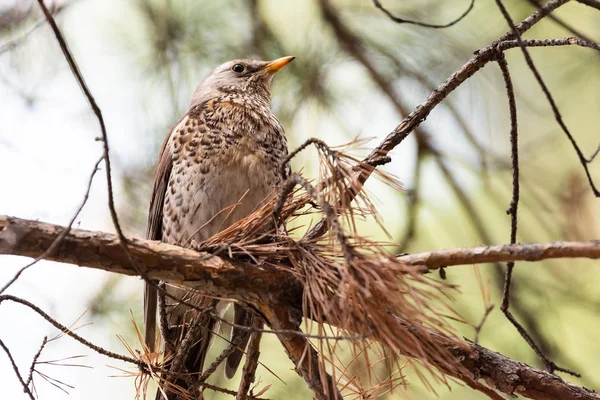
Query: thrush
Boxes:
[{"xmin": 144, "ymin": 56, "xmax": 294, "ymax": 398}]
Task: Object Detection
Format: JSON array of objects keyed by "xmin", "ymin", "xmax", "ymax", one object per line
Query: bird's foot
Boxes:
[{"xmin": 189, "ymin": 239, "xmax": 202, "ymax": 252}]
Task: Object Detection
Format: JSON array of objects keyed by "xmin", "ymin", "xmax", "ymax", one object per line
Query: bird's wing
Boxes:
[{"xmin": 143, "ymin": 120, "xmax": 177, "ymax": 352}]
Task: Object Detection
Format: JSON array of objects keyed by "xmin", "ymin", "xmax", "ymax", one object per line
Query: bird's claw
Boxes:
[{"xmin": 189, "ymin": 239, "xmax": 202, "ymax": 252}]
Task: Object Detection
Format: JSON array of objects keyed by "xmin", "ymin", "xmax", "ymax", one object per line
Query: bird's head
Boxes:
[{"xmin": 190, "ymin": 56, "xmax": 295, "ymax": 107}]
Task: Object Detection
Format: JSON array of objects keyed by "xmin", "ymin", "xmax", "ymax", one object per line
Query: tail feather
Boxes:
[
  {"xmin": 155, "ymin": 297, "xmax": 228, "ymax": 399},
  {"xmin": 185, "ymin": 313, "xmax": 217, "ymax": 374},
  {"xmin": 225, "ymin": 304, "xmax": 254, "ymax": 379},
  {"xmin": 144, "ymin": 282, "xmax": 158, "ymax": 353}
]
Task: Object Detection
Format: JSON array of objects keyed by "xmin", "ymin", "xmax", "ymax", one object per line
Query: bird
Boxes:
[{"xmin": 144, "ymin": 56, "xmax": 294, "ymax": 398}]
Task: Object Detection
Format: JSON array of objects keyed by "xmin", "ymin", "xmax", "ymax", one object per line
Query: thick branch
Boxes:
[
  {"xmin": 0, "ymin": 215, "xmax": 302, "ymax": 307},
  {"xmin": 414, "ymin": 325, "xmax": 600, "ymax": 400},
  {"xmin": 2, "ymin": 215, "xmax": 599, "ymax": 290},
  {"xmin": 2, "ymin": 215, "xmax": 600, "ymax": 399}
]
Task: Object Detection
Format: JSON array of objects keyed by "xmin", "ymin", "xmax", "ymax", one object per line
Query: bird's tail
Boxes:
[
  {"xmin": 154, "ymin": 295, "xmax": 225, "ymax": 400},
  {"xmin": 225, "ymin": 304, "xmax": 256, "ymax": 379},
  {"xmin": 144, "ymin": 281, "xmax": 158, "ymax": 353}
]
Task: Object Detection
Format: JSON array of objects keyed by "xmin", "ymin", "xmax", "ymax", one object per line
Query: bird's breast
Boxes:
[
  {"xmin": 162, "ymin": 139, "xmax": 282, "ymax": 246},
  {"xmin": 161, "ymin": 99, "xmax": 288, "ymax": 245}
]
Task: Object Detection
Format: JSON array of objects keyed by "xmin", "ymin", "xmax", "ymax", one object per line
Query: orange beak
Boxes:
[{"xmin": 264, "ymin": 56, "xmax": 295, "ymax": 73}]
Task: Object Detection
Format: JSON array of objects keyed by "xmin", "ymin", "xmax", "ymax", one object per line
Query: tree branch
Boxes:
[
  {"xmin": 400, "ymin": 240, "xmax": 600, "ymax": 269},
  {"xmin": 0, "ymin": 215, "xmax": 301, "ymax": 307},
  {"xmin": 408, "ymin": 324, "xmax": 600, "ymax": 400},
  {"xmin": 307, "ymin": 0, "xmax": 579, "ymax": 240},
  {"xmin": 0, "ymin": 339, "xmax": 35, "ymax": 400},
  {"xmin": 2, "ymin": 215, "xmax": 600, "ymax": 399},
  {"xmin": 372, "ymin": 0, "xmax": 474, "ymax": 28},
  {"xmin": 2, "ymin": 215, "xmax": 599, "ymax": 290},
  {"xmin": 236, "ymin": 317, "xmax": 263, "ymax": 400}
]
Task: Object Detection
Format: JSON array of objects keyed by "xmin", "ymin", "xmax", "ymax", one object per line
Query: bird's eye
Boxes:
[{"xmin": 231, "ymin": 64, "xmax": 245, "ymax": 73}]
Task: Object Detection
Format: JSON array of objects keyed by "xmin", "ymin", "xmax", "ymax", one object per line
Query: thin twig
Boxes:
[
  {"xmin": 497, "ymin": 37, "xmax": 600, "ymax": 52},
  {"xmin": 26, "ymin": 336, "xmax": 48, "ymax": 387},
  {"xmin": 367, "ymin": 36, "xmax": 497, "ymax": 170},
  {"xmin": 496, "ymin": 0, "xmax": 571, "ymax": 43},
  {"xmin": 0, "ymin": 17, "xmax": 45, "ymax": 55},
  {"xmin": 0, "ymin": 338, "xmax": 35, "ymax": 400},
  {"xmin": 279, "ymin": 137, "xmax": 336, "ymax": 177},
  {"xmin": 236, "ymin": 318, "xmax": 263, "ymax": 400},
  {"xmin": 0, "ymin": 156, "xmax": 103, "ymax": 295},
  {"xmin": 577, "ymin": 0, "xmax": 600, "ymax": 9},
  {"xmin": 36, "ymin": 0, "xmax": 123, "ymax": 237},
  {"xmin": 307, "ymin": 0, "xmax": 575, "ymax": 241},
  {"xmin": 495, "ymin": 0, "xmax": 581, "ymax": 376},
  {"xmin": 496, "ymin": 1, "xmax": 599, "ymax": 196},
  {"xmin": 585, "ymin": 142, "xmax": 600, "ymax": 163},
  {"xmin": 157, "ymin": 282, "xmax": 173, "ymax": 354},
  {"xmin": 372, "ymin": 0, "xmax": 475, "ymax": 28},
  {"xmin": 200, "ymin": 381, "xmax": 265, "ymax": 399},
  {"xmin": 198, "ymin": 335, "xmax": 243, "ymax": 384},
  {"xmin": 36, "ymin": 0, "xmax": 154, "ymax": 286},
  {"xmin": 35, "ymin": 2, "xmax": 209, "ymax": 357},
  {"xmin": 527, "ymin": 0, "xmax": 600, "ymax": 53},
  {"xmin": 473, "ymin": 306, "xmax": 494, "ymax": 344},
  {"xmin": 398, "ymin": 140, "xmax": 424, "ymax": 252},
  {"xmin": 497, "ymin": 50, "xmax": 527, "ymax": 366},
  {"xmin": 0, "ymin": 1, "xmax": 76, "ymax": 55},
  {"xmin": 0, "ymin": 295, "xmax": 146, "ymax": 368}
]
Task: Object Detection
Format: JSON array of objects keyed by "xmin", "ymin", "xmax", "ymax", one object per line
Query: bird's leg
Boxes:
[{"xmin": 188, "ymin": 239, "xmax": 201, "ymax": 252}]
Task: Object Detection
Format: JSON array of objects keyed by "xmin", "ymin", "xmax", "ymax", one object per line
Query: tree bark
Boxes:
[{"xmin": 0, "ymin": 215, "xmax": 302, "ymax": 307}]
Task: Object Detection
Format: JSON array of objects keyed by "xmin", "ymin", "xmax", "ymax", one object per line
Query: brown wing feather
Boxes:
[{"xmin": 144, "ymin": 121, "xmax": 177, "ymax": 352}]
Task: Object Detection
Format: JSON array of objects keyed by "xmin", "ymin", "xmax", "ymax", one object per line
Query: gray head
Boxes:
[{"xmin": 190, "ymin": 56, "xmax": 295, "ymax": 107}]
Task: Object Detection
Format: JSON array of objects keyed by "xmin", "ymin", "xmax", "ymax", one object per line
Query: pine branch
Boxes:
[{"xmin": 2, "ymin": 215, "xmax": 600, "ymax": 399}]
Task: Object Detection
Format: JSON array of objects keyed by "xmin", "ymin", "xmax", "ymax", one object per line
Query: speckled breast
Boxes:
[{"xmin": 161, "ymin": 95, "xmax": 288, "ymax": 245}]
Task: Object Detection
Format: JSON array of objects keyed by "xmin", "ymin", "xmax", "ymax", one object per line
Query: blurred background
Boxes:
[{"xmin": 1, "ymin": 0, "xmax": 599, "ymax": 398}]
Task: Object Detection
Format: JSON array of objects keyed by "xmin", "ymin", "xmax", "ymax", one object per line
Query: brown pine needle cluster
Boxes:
[{"xmin": 196, "ymin": 139, "xmax": 465, "ymax": 394}]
